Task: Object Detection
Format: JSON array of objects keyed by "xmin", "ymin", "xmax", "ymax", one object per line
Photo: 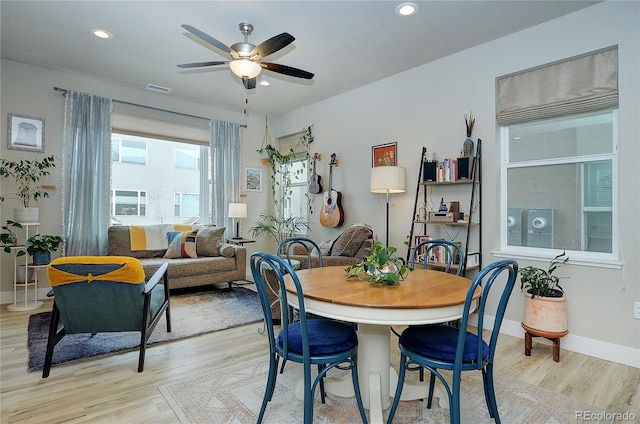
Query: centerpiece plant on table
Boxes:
[{"xmin": 345, "ymin": 241, "xmax": 411, "ymax": 285}]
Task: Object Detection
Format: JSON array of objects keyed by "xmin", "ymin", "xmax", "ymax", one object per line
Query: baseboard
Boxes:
[{"xmin": 469, "ymin": 315, "xmax": 640, "ymax": 369}]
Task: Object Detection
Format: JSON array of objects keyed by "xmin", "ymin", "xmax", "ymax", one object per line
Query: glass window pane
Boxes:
[
  {"xmin": 583, "ymin": 161, "xmax": 612, "ymax": 208},
  {"xmin": 112, "ymin": 139, "xmax": 120, "ymax": 162},
  {"xmin": 584, "ymin": 211, "xmax": 612, "ymax": 253},
  {"xmin": 509, "ymin": 112, "xmax": 613, "ymax": 163},
  {"xmin": 121, "ymin": 140, "xmax": 146, "ymax": 164},
  {"xmin": 175, "ymin": 147, "xmax": 198, "ymax": 169}
]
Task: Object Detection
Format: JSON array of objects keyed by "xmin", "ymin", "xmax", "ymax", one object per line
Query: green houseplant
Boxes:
[
  {"xmin": 520, "ymin": 251, "xmax": 569, "ymax": 333},
  {"xmin": 252, "ymin": 125, "xmax": 314, "ymax": 247},
  {"xmin": 1, "ymin": 220, "xmax": 23, "ymax": 251},
  {"xmin": 25, "ymin": 234, "xmax": 64, "ymax": 265},
  {"xmin": 0, "ymin": 155, "xmax": 56, "ymax": 222},
  {"xmin": 345, "ymin": 241, "xmax": 411, "ymax": 285}
]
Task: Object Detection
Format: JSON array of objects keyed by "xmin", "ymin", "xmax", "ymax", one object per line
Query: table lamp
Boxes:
[
  {"xmin": 370, "ymin": 166, "xmax": 406, "ymax": 247},
  {"xmin": 228, "ymin": 203, "xmax": 248, "ymax": 239}
]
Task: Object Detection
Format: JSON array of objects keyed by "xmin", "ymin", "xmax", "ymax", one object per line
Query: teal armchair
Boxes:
[{"xmin": 42, "ymin": 256, "xmax": 171, "ymax": 378}]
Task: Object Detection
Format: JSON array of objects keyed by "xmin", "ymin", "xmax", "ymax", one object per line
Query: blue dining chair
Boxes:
[
  {"xmin": 386, "ymin": 259, "xmax": 518, "ymax": 424},
  {"xmin": 410, "ymin": 239, "xmax": 465, "ymax": 275},
  {"xmin": 278, "ymin": 236, "xmax": 324, "ymax": 269},
  {"xmin": 251, "ymin": 252, "xmax": 368, "ymax": 424}
]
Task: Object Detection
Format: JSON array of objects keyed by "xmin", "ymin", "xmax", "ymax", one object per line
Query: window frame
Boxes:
[{"xmin": 496, "ymin": 109, "xmax": 621, "ymax": 268}]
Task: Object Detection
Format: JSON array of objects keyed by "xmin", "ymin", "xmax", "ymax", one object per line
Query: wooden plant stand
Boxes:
[{"xmin": 521, "ymin": 322, "xmax": 569, "ymax": 362}]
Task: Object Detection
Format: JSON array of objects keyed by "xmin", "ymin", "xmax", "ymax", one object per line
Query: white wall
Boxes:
[{"xmin": 271, "ymin": 1, "xmax": 639, "ymax": 366}]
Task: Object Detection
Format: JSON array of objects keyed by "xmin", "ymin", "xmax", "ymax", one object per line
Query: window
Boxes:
[
  {"xmin": 281, "ymin": 159, "xmax": 309, "ymax": 222},
  {"xmin": 111, "ymin": 133, "xmax": 209, "ymax": 225},
  {"xmin": 174, "ymin": 193, "xmax": 200, "ymax": 217},
  {"xmin": 501, "ymin": 110, "xmax": 618, "ymax": 262},
  {"xmin": 112, "ymin": 190, "xmax": 146, "ymax": 216},
  {"xmin": 112, "ymin": 138, "xmax": 146, "ymax": 164},
  {"xmin": 175, "ymin": 147, "xmax": 198, "ymax": 170}
]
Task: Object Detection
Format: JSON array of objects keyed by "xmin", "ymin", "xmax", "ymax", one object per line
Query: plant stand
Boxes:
[
  {"xmin": 522, "ymin": 322, "xmax": 568, "ymax": 362},
  {"xmin": 7, "ymin": 222, "xmax": 44, "ymax": 312}
]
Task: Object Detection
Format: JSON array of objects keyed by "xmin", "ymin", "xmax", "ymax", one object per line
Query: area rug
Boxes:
[
  {"xmin": 159, "ymin": 356, "xmax": 614, "ymax": 424},
  {"xmin": 27, "ymin": 285, "xmax": 263, "ymax": 372}
]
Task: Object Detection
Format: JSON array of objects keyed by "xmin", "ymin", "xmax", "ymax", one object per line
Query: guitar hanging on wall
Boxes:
[
  {"xmin": 308, "ymin": 153, "xmax": 322, "ymax": 194},
  {"xmin": 320, "ymin": 153, "xmax": 345, "ymax": 227}
]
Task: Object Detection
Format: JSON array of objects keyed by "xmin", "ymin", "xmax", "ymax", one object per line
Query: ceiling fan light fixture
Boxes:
[
  {"xmin": 229, "ymin": 59, "xmax": 262, "ymax": 79},
  {"xmin": 90, "ymin": 28, "xmax": 113, "ymax": 39},
  {"xmin": 395, "ymin": 2, "xmax": 419, "ymax": 17}
]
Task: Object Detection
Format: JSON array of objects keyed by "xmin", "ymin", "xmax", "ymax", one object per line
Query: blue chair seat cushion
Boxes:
[
  {"xmin": 278, "ymin": 319, "xmax": 357, "ymax": 355},
  {"xmin": 400, "ymin": 325, "xmax": 489, "ymax": 363}
]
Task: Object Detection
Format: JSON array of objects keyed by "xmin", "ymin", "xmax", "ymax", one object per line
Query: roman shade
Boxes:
[
  {"xmin": 496, "ymin": 46, "xmax": 618, "ymax": 126},
  {"xmin": 111, "ymin": 101, "xmax": 211, "ymax": 144}
]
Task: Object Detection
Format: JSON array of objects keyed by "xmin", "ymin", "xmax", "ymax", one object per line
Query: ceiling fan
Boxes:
[{"xmin": 178, "ymin": 23, "xmax": 314, "ymax": 89}]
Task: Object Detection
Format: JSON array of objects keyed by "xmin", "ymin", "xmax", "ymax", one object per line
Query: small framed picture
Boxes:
[
  {"xmin": 245, "ymin": 168, "xmax": 262, "ymax": 192},
  {"xmin": 372, "ymin": 142, "xmax": 397, "ymax": 167},
  {"xmin": 7, "ymin": 114, "xmax": 45, "ymax": 152}
]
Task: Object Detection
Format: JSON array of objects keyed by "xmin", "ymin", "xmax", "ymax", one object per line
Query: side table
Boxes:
[{"xmin": 226, "ymin": 238, "xmax": 256, "ymax": 246}]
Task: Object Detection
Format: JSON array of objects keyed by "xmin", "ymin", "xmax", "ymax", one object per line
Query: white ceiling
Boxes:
[{"xmin": 1, "ymin": 1, "xmax": 600, "ymax": 116}]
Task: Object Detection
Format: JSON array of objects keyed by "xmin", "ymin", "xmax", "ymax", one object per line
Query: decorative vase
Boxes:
[
  {"xmin": 32, "ymin": 250, "xmax": 51, "ymax": 265},
  {"xmin": 522, "ymin": 292, "xmax": 568, "ymax": 333},
  {"xmin": 463, "ymin": 138, "xmax": 474, "ymax": 157},
  {"xmin": 14, "ymin": 207, "xmax": 39, "ymax": 223}
]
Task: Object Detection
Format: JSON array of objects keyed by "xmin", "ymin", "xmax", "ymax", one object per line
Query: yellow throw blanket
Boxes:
[
  {"xmin": 47, "ymin": 256, "xmax": 145, "ymax": 286},
  {"xmin": 129, "ymin": 224, "xmax": 192, "ymax": 251}
]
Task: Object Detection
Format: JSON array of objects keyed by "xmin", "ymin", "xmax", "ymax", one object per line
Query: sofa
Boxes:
[
  {"xmin": 286, "ymin": 223, "xmax": 376, "ymax": 269},
  {"xmin": 108, "ymin": 224, "xmax": 246, "ymax": 290}
]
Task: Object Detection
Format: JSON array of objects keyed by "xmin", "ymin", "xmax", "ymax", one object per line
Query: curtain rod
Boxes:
[{"xmin": 53, "ymin": 86, "xmax": 247, "ymax": 128}]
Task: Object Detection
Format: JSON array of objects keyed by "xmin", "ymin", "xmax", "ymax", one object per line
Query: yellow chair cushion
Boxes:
[{"xmin": 47, "ymin": 256, "xmax": 145, "ymax": 286}]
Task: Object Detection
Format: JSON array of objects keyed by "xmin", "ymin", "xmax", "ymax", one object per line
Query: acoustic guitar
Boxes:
[
  {"xmin": 320, "ymin": 153, "xmax": 345, "ymax": 227},
  {"xmin": 308, "ymin": 153, "xmax": 322, "ymax": 194}
]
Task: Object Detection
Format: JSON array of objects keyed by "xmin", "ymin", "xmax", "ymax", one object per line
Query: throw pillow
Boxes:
[
  {"xmin": 163, "ymin": 230, "xmax": 198, "ymax": 258},
  {"xmin": 329, "ymin": 224, "xmax": 373, "ymax": 257},
  {"xmin": 219, "ymin": 244, "xmax": 235, "ymax": 257},
  {"xmin": 196, "ymin": 226, "xmax": 226, "ymax": 257}
]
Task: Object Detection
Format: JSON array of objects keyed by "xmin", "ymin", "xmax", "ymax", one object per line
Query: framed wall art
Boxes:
[
  {"xmin": 245, "ymin": 168, "xmax": 262, "ymax": 192},
  {"xmin": 7, "ymin": 114, "xmax": 45, "ymax": 152},
  {"xmin": 372, "ymin": 142, "xmax": 397, "ymax": 167}
]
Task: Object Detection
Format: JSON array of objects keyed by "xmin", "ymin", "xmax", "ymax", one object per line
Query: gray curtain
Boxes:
[
  {"xmin": 62, "ymin": 91, "xmax": 112, "ymax": 255},
  {"xmin": 211, "ymin": 120, "xmax": 240, "ymax": 236}
]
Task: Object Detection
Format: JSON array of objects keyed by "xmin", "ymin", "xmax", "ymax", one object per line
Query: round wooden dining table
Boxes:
[{"xmin": 284, "ymin": 266, "xmax": 480, "ymax": 423}]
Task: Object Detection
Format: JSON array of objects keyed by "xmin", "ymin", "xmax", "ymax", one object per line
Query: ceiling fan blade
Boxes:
[
  {"xmin": 177, "ymin": 61, "xmax": 228, "ymax": 69},
  {"xmin": 250, "ymin": 33, "xmax": 295, "ymax": 59},
  {"xmin": 261, "ymin": 62, "xmax": 314, "ymax": 79},
  {"xmin": 181, "ymin": 24, "xmax": 230, "ymax": 54},
  {"xmin": 242, "ymin": 77, "xmax": 257, "ymax": 90}
]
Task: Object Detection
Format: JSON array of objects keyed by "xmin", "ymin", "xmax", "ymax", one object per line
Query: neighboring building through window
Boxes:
[
  {"xmin": 111, "ymin": 133, "xmax": 209, "ymax": 225},
  {"xmin": 281, "ymin": 159, "xmax": 309, "ymax": 224},
  {"xmin": 501, "ymin": 109, "xmax": 618, "ymax": 262}
]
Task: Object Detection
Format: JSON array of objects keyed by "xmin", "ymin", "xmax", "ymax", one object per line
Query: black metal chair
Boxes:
[
  {"xmin": 386, "ymin": 259, "xmax": 519, "ymax": 424},
  {"xmin": 251, "ymin": 252, "xmax": 368, "ymax": 424}
]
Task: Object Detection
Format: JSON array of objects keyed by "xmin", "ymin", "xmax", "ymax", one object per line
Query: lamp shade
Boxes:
[
  {"xmin": 229, "ymin": 59, "xmax": 262, "ymax": 79},
  {"xmin": 228, "ymin": 203, "xmax": 248, "ymax": 218},
  {"xmin": 370, "ymin": 166, "xmax": 406, "ymax": 194}
]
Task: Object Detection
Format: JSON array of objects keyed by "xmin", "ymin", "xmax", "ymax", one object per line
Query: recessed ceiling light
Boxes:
[
  {"xmin": 90, "ymin": 28, "xmax": 113, "ymax": 39},
  {"xmin": 260, "ymin": 80, "xmax": 271, "ymax": 87},
  {"xmin": 395, "ymin": 2, "xmax": 419, "ymax": 17}
]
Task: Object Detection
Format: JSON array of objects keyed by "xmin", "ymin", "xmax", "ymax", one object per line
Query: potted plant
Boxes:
[
  {"xmin": 0, "ymin": 155, "xmax": 56, "ymax": 222},
  {"xmin": 520, "ymin": 251, "xmax": 569, "ymax": 333},
  {"xmin": 25, "ymin": 234, "xmax": 64, "ymax": 265},
  {"xmin": 345, "ymin": 241, "xmax": 411, "ymax": 285},
  {"xmin": 1, "ymin": 220, "xmax": 23, "ymax": 251},
  {"xmin": 249, "ymin": 212, "xmax": 310, "ymax": 246}
]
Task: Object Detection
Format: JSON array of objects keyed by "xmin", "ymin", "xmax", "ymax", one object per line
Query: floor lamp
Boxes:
[
  {"xmin": 228, "ymin": 203, "xmax": 247, "ymax": 239},
  {"xmin": 370, "ymin": 166, "xmax": 406, "ymax": 247}
]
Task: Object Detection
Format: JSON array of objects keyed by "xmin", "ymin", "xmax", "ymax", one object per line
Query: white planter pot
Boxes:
[
  {"xmin": 13, "ymin": 207, "xmax": 39, "ymax": 223},
  {"xmin": 16, "ymin": 265, "xmax": 34, "ymax": 283},
  {"xmin": 522, "ymin": 292, "xmax": 568, "ymax": 333}
]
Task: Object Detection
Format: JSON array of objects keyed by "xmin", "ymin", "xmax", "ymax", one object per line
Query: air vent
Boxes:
[{"xmin": 145, "ymin": 83, "xmax": 172, "ymax": 94}]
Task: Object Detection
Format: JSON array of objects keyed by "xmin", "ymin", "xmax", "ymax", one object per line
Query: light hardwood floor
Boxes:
[{"xmin": 1, "ymin": 298, "xmax": 638, "ymax": 423}]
